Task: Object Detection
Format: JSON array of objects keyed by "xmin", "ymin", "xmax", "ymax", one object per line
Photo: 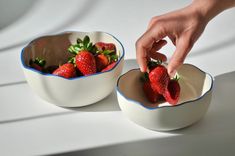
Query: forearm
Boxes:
[{"xmin": 190, "ymin": 0, "xmax": 235, "ymax": 22}]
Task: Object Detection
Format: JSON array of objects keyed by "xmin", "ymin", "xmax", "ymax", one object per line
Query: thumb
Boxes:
[{"xmin": 167, "ymin": 36, "xmax": 193, "ymax": 77}]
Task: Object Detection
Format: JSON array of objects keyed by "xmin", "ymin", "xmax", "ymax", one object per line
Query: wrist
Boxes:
[{"xmin": 190, "ymin": 0, "xmax": 235, "ymax": 23}]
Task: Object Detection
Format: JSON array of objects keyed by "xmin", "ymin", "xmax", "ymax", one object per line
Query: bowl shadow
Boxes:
[{"xmin": 65, "ymin": 91, "xmax": 121, "ymax": 112}]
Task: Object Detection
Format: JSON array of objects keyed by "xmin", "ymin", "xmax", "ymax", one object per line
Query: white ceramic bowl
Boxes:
[
  {"xmin": 117, "ymin": 64, "xmax": 214, "ymax": 131},
  {"xmin": 21, "ymin": 31, "xmax": 125, "ymax": 107}
]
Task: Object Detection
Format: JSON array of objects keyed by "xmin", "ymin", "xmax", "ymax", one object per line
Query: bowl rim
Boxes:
[
  {"xmin": 116, "ymin": 63, "xmax": 214, "ymax": 110},
  {"xmin": 20, "ymin": 31, "xmax": 125, "ymax": 80}
]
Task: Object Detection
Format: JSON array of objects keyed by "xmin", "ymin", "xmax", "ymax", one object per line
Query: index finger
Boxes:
[{"xmin": 136, "ymin": 26, "xmax": 165, "ymax": 72}]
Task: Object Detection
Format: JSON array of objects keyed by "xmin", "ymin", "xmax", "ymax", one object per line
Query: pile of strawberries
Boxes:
[
  {"xmin": 29, "ymin": 36, "xmax": 118, "ymax": 78},
  {"xmin": 142, "ymin": 61, "xmax": 180, "ymax": 105}
]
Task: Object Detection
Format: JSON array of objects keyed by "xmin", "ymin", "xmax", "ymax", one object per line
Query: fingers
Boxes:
[
  {"xmin": 168, "ymin": 35, "xmax": 176, "ymax": 46},
  {"xmin": 136, "ymin": 26, "xmax": 165, "ymax": 72},
  {"xmin": 167, "ymin": 36, "xmax": 193, "ymax": 76},
  {"xmin": 147, "ymin": 40, "xmax": 167, "ymax": 62}
]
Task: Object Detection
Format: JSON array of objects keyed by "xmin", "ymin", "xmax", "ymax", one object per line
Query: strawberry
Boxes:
[
  {"xmin": 29, "ymin": 57, "xmax": 46, "ymax": 72},
  {"xmin": 143, "ymin": 81, "xmax": 162, "ymax": 103},
  {"xmin": 95, "ymin": 42, "xmax": 118, "ymax": 71},
  {"xmin": 31, "ymin": 63, "xmax": 43, "ymax": 71},
  {"xmin": 52, "ymin": 63, "xmax": 76, "ymax": 78},
  {"xmin": 68, "ymin": 36, "xmax": 97, "ymax": 76},
  {"xmin": 101, "ymin": 62, "xmax": 116, "ymax": 72},
  {"xmin": 75, "ymin": 50, "xmax": 96, "ymax": 75},
  {"xmin": 149, "ymin": 65, "xmax": 170, "ymax": 94},
  {"xmin": 95, "ymin": 54, "xmax": 109, "ymax": 72},
  {"xmin": 68, "ymin": 36, "xmax": 118, "ymax": 75},
  {"xmin": 163, "ymin": 79, "xmax": 180, "ymax": 105},
  {"xmin": 95, "ymin": 42, "xmax": 116, "ymax": 53}
]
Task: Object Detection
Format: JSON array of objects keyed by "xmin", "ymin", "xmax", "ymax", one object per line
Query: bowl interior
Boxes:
[
  {"xmin": 21, "ymin": 31, "xmax": 124, "ymax": 69},
  {"xmin": 117, "ymin": 64, "xmax": 213, "ymax": 108}
]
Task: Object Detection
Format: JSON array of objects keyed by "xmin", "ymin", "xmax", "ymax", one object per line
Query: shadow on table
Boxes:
[
  {"xmin": 0, "ymin": 0, "xmax": 36, "ymax": 31},
  {"xmin": 55, "ymin": 71, "xmax": 235, "ymax": 156},
  {"xmin": 0, "ymin": 0, "xmax": 99, "ymax": 52},
  {"xmin": 66, "ymin": 91, "xmax": 121, "ymax": 112},
  {"xmin": 188, "ymin": 33, "xmax": 235, "ymax": 58}
]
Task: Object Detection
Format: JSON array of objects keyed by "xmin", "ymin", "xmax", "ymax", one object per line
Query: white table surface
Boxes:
[{"xmin": 1, "ymin": 0, "xmax": 235, "ymax": 155}]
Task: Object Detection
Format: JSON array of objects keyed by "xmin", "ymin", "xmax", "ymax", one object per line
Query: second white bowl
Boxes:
[{"xmin": 117, "ymin": 64, "xmax": 213, "ymax": 131}]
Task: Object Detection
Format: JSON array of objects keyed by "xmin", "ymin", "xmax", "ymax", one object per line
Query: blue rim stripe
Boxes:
[
  {"xmin": 20, "ymin": 31, "xmax": 125, "ymax": 80},
  {"xmin": 116, "ymin": 64, "xmax": 214, "ymax": 110}
]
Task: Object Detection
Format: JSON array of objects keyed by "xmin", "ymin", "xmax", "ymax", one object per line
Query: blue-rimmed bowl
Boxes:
[
  {"xmin": 21, "ymin": 31, "xmax": 125, "ymax": 107},
  {"xmin": 117, "ymin": 64, "xmax": 213, "ymax": 131}
]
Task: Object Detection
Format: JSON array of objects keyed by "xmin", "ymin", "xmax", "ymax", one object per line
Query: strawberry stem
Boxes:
[
  {"xmin": 140, "ymin": 72, "xmax": 149, "ymax": 82},
  {"xmin": 30, "ymin": 57, "xmax": 46, "ymax": 67},
  {"xmin": 172, "ymin": 74, "xmax": 180, "ymax": 81},
  {"xmin": 68, "ymin": 36, "xmax": 96, "ymax": 55},
  {"xmin": 147, "ymin": 60, "xmax": 162, "ymax": 70}
]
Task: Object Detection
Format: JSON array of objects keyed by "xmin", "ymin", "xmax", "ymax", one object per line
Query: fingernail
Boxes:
[
  {"xmin": 168, "ymin": 70, "xmax": 176, "ymax": 78},
  {"xmin": 140, "ymin": 66, "xmax": 146, "ymax": 72}
]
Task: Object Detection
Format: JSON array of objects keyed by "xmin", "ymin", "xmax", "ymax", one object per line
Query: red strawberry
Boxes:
[
  {"xmin": 143, "ymin": 81, "xmax": 162, "ymax": 103},
  {"xmin": 52, "ymin": 63, "xmax": 76, "ymax": 78},
  {"xmin": 95, "ymin": 42, "xmax": 116, "ymax": 53},
  {"xmin": 95, "ymin": 54, "xmax": 109, "ymax": 72},
  {"xmin": 101, "ymin": 62, "xmax": 116, "ymax": 72},
  {"xmin": 75, "ymin": 50, "xmax": 96, "ymax": 75},
  {"xmin": 31, "ymin": 63, "xmax": 43, "ymax": 71},
  {"xmin": 149, "ymin": 65, "xmax": 170, "ymax": 94},
  {"xmin": 163, "ymin": 79, "xmax": 180, "ymax": 105}
]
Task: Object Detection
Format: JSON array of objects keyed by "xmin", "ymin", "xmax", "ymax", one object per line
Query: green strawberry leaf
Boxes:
[
  {"xmin": 68, "ymin": 57, "xmax": 75, "ymax": 64},
  {"xmin": 147, "ymin": 60, "xmax": 162, "ymax": 69},
  {"xmin": 87, "ymin": 42, "xmax": 93, "ymax": 51},
  {"xmin": 172, "ymin": 74, "xmax": 180, "ymax": 81},
  {"xmin": 68, "ymin": 45, "xmax": 78, "ymax": 55},
  {"xmin": 83, "ymin": 35, "xmax": 90, "ymax": 47},
  {"xmin": 91, "ymin": 45, "xmax": 97, "ymax": 53},
  {"xmin": 102, "ymin": 50, "xmax": 114, "ymax": 55},
  {"xmin": 30, "ymin": 57, "xmax": 46, "ymax": 67},
  {"xmin": 110, "ymin": 54, "xmax": 118, "ymax": 62},
  {"xmin": 68, "ymin": 36, "xmax": 96, "ymax": 55}
]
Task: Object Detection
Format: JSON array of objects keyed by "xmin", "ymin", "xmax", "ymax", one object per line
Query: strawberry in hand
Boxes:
[
  {"xmin": 141, "ymin": 72, "xmax": 162, "ymax": 103},
  {"xmin": 149, "ymin": 64, "xmax": 170, "ymax": 94},
  {"xmin": 142, "ymin": 60, "xmax": 181, "ymax": 105},
  {"xmin": 143, "ymin": 80, "xmax": 162, "ymax": 103}
]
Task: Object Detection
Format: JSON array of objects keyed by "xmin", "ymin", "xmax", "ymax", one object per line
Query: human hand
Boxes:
[{"xmin": 136, "ymin": 4, "xmax": 208, "ymax": 76}]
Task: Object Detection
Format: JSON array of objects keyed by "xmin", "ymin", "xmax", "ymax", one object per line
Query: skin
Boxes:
[{"xmin": 136, "ymin": 0, "xmax": 235, "ymax": 76}]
